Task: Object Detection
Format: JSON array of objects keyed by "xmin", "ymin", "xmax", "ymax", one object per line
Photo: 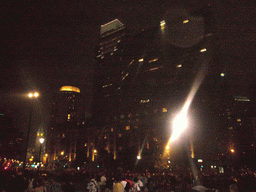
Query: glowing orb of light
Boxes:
[{"xmin": 170, "ymin": 111, "xmax": 188, "ymax": 143}]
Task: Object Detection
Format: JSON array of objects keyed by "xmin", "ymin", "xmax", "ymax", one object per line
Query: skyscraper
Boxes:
[{"xmin": 47, "ymin": 86, "xmax": 85, "ymax": 161}]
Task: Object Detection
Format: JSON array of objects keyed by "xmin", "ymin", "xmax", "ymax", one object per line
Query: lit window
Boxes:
[
  {"xmin": 162, "ymin": 108, "xmax": 167, "ymax": 112},
  {"xmin": 237, "ymin": 119, "xmax": 241, "ymax": 122},
  {"xmin": 104, "ymin": 135, "xmax": 107, "ymax": 139},
  {"xmin": 84, "ymin": 143, "xmax": 87, "ymax": 146},
  {"xmin": 140, "ymin": 99, "xmax": 150, "ymax": 103},
  {"xmin": 183, "ymin": 19, "xmax": 189, "ymax": 24},
  {"xmin": 37, "ymin": 133, "xmax": 39, "ymax": 136},
  {"xmin": 119, "ymin": 147, "xmax": 122, "ymax": 150},
  {"xmin": 200, "ymin": 48, "xmax": 207, "ymax": 52},
  {"xmin": 68, "ymin": 114, "xmax": 71, "ymax": 119},
  {"xmin": 111, "ymin": 128, "xmax": 114, "ymax": 132},
  {"xmin": 126, "ymin": 126, "xmax": 130, "ymax": 130},
  {"xmin": 118, "ymin": 133, "xmax": 122, "ymax": 137},
  {"xmin": 176, "ymin": 64, "xmax": 182, "ymax": 68},
  {"xmin": 138, "ymin": 58, "xmax": 144, "ymax": 62},
  {"xmin": 149, "ymin": 58, "xmax": 158, "ymax": 63},
  {"xmin": 229, "ymin": 127, "xmax": 233, "ymax": 130},
  {"xmin": 122, "ymin": 73, "xmax": 129, "ymax": 81},
  {"xmin": 102, "ymin": 84, "xmax": 112, "ymax": 88},
  {"xmin": 160, "ymin": 20, "xmax": 166, "ymax": 26},
  {"xmin": 149, "ymin": 67, "xmax": 159, "ymax": 71},
  {"xmin": 128, "ymin": 60, "xmax": 134, "ymax": 66}
]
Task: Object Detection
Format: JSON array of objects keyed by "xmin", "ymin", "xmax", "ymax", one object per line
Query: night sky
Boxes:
[{"xmin": 1, "ymin": 0, "xmax": 256, "ymax": 141}]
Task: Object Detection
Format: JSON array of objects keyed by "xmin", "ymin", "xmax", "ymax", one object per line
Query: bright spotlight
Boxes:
[
  {"xmin": 170, "ymin": 110, "xmax": 188, "ymax": 142},
  {"xmin": 28, "ymin": 93, "xmax": 33, "ymax": 98},
  {"xmin": 34, "ymin": 92, "xmax": 39, "ymax": 97}
]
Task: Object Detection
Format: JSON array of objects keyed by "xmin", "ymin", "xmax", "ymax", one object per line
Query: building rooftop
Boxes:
[{"xmin": 100, "ymin": 19, "xmax": 125, "ymax": 37}]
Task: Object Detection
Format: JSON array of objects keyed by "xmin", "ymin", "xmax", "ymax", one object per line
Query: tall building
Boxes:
[
  {"xmin": 88, "ymin": 1, "xmax": 256, "ymax": 172},
  {"xmin": 91, "ymin": 10, "xmax": 216, "ymax": 169},
  {"xmin": 47, "ymin": 86, "xmax": 85, "ymax": 161}
]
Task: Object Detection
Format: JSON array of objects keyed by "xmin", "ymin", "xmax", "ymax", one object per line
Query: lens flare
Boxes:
[{"xmin": 170, "ymin": 110, "xmax": 188, "ymax": 142}]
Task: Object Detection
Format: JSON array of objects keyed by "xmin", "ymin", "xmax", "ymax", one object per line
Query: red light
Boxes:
[
  {"xmin": 7, "ymin": 162, "xmax": 10, "ymax": 165},
  {"xmin": 4, "ymin": 167, "xmax": 8, "ymax": 170}
]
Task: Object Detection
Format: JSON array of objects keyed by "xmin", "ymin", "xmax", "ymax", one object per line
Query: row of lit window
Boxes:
[
  {"xmin": 99, "ymin": 36, "xmax": 122, "ymax": 46},
  {"xmin": 114, "ymin": 108, "xmax": 168, "ymax": 120}
]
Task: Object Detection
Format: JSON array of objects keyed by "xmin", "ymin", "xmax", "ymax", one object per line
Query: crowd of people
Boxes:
[{"xmin": 0, "ymin": 167, "xmax": 255, "ymax": 192}]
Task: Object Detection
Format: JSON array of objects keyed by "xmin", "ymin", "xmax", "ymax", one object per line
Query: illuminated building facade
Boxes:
[
  {"xmin": 91, "ymin": 10, "xmax": 216, "ymax": 169},
  {"xmin": 88, "ymin": 1, "xmax": 256, "ymax": 172},
  {"xmin": 47, "ymin": 86, "xmax": 85, "ymax": 162}
]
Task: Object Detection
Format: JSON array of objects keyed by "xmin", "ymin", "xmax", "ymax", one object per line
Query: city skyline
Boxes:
[{"xmin": 1, "ymin": 0, "xmax": 256, "ymax": 171}]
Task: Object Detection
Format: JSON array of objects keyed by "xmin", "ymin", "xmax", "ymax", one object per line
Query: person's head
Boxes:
[
  {"xmin": 114, "ymin": 176, "xmax": 121, "ymax": 182},
  {"xmin": 37, "ymin": 177, "xmax": 45, "ymax": 187}
]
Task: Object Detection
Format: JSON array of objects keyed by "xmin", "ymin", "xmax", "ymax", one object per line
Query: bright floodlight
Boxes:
[
  {"xmin": 39, "ymin": 138, "xmax": 44, "ymax": 144},
  {"xmin": 34, "ymin": 92, "xmax": 39, "ymax": 97},
  {"xmin": 170, "ymin": 111, "xmax": 188, "ymax": 143},
  {"xmin": 28, "ymin": 92, "xmax": 39, "ymax": 98},
  {"xmin": 137, "ymin": 155, "xmax": 141, "ymax": 160}
]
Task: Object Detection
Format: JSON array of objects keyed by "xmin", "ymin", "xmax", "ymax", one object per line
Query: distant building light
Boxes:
[
  {"xmin": 122, "ymin": 73, "xmax": 129, "ymax": 81},
  {"xmin": 60, "ymin": 86, "xmax": 80, "ymax": 93},
  {"xmin": 102, "ymin": 84, "xmax": 112, "ymax": 88},
  {"xmin": 128, "ymin": 60, "xmax": 134, "ymax": 66},
  {"xmin": 200, "ymin": 48, "xmax": 207, "ymax": 52},
  {"xmin": 234, "ymin": 96, "xmax": 250, "ymax": 102},
  {"xmin": 137, "ymin": 155, "xmax": 141, "ymax": 160},
  {"xmin": 198, "ymin": 159, "xmax": 203, "ymax": 162},
  {"xmin": 149, "ymin": 67, "xmax": 159, "ymax": 71},
  {"xmin": 220, "ymin": 73, "xmax": 225, "ymax": 77},
  {"xmin": 162, "ymin": 108, "xmax": 167, "ymax": 112},
  {"xmin": 149, "ymin": 58, "xmax": 158, "ymax": 63},
  {"xmin": 176, "ymin": 64, "xmax": 182, "ymax": 68},
  {"xmin": 140, "ymin": 99, "xmax": 150, "ymax": 103},
  {"xmin": 160, "ymin": 20, "xmax": 166, "ymax": 26},
  {"xmin": 219, "ymin": 167, "xmax": 224, "ymax": 173},
  {"xmin": 138, "ymin": 58, "xmax": 144, "ymax": 62},
  {"xmin": 183, "ymin": 19, "xmax": 189, "ymax": 24},
  {"xmin": 126, "ymin": 125, "xmax": 130, "ymax": 130},
  {"xmin": 237, "ymin": 119, "xmax": 241, "ymax": 122},
  {"xmin": 231, "ymin": 149, "xmax": 235, "ymax": 153},
  {"xmin": 111, "ymin": 128, "xmax": 114, "ymax": 132}
]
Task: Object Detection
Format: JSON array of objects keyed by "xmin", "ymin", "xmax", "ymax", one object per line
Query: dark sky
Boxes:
[
  {"xmin": 1, "ymin": 0, "xmax": 256, "ymax": 139},
  {"xmin": 1, "ymin": 0, "xmax": 181, "ymax": 140}
]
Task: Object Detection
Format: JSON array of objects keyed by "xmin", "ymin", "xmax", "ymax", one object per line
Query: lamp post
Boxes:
[
  {"xmin": 38, "ymin": 137, "xmax": 45, "ymax": 176},
  {"xmin": 22, "ymin": 92, "xmax": 39, "ymax": 174}
]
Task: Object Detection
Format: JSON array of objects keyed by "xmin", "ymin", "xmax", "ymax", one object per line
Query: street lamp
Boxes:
[
  {"xmin": 22, "ymin": 92, "xmax": 39, "ymax": 174},
  {"xmin": 38, "ymin": 137, "xmax": 45, "ymax": 175}
]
